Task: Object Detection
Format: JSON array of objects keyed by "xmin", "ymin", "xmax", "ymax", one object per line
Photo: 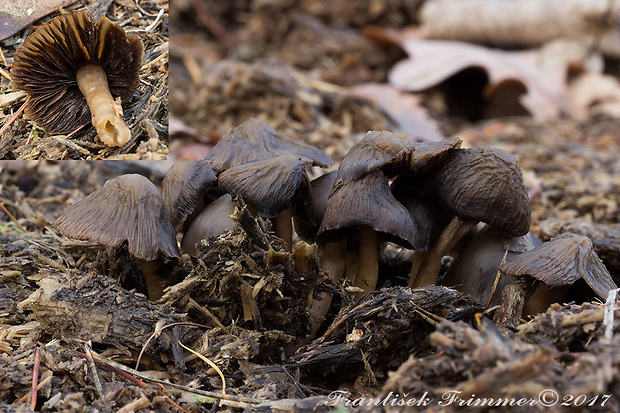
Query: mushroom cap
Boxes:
[
  {"xmin": 499, "ymin": 233, "xmax": 617, "ymax": 299},
  {"xmin": 11, "ymin": 9, "xmax": 144, "ymax": 134},
  {"xmin": 161, "ymin": 160, "xmax": 218, "ymax": 231},
  {"xmin": 181, "ymin": 193, "xmax": 236, "ymax": 257},
  {"xmin": 316, "ymin": 170, "xmax": 418, "ymax": 249},
  {"xmin": 332, "ymin": 131, "xmax": 418, "ymax": 193},
  {"xmin": 292, "ymin": 170, "xmax": 338, "ymax": 242},
  {"xmin": 427, "ymin": 147, "xmax": 531, "ymax": 236},
  {"xmin": 52, "ymin": 174, "xmax": 179, "ymax": 261},
  {"xmin": 391, "ymin": 177, "xmax": 453, "ymax": 252},
  {"xmin": 205, "ymin": 118, "xmax": 333, "ymax": 171},
  {"xmin": 218, "ymin": 153, "xmax": 310, "ymax": 218},
  {"xmin": 333, "ymin": 132, "xmax": 462, "ymax": 194}
]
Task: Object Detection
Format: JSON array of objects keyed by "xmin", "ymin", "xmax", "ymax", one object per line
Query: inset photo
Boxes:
[{"xmin": 0, "ymin": 0, "xmax": 168, "ymax": 160}]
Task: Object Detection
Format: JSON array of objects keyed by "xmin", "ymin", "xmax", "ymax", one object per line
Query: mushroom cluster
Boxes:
[
  {"xmin": 11, "ymin": 9, "xmax": 143, "ymax": 147},
  {"xmin": 52, "ymin": 119, "xmax": 618, "ymax": 331}
]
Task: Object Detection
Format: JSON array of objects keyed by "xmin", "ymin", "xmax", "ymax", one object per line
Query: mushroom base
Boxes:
[{"xmin": 76, "ymin": 64, "xmax": 131, "ymax": 147}]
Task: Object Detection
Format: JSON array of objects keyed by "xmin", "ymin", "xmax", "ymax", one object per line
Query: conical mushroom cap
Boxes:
[
  {"xmin": 11, "ymin": 9, "xmax": 143, "ymax": 134},
  {"xmin": 52, "ymin": 174, "xmax": 180, "ymax": 261},
  {"xmin": 205, "ymin": 118, "xmax": 333, "ymax": 171},
  {"xmin": 429, "ymin": 147, "xmax": 531, "ymax": 236},
  {"xmin": 499, "ymin": 233, "xmax": 617, "ymax": 299},
  {"xmin": 161, "ymin": 160, "xmax": 217, "ymax": 230},
  {"xmin": 317, "ymin": 170, "xmax": 417, "ymax": 248},
  {"xmin": 218, "ymin": 153, "xmax": 310, "ymax": 218}
]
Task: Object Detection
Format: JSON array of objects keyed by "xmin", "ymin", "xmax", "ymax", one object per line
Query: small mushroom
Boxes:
[
  {"xmin": 11, "ymin": 9, "xmax": 143, "ymax": 147},
  {"xmin": 442, "ymin": 224, "xmax": 541, "ymax": 307},
  {"xmin": 181, "ymin": 193, "xmax": 236, "ymax": 258},
  {"xmin": 206, "ymin": 118, "xmax": 333, "ymax": 171},
  {"xmin": 317, "ymin": 169, "xmax": 417, "ymax": 297},
  {"xmin": 160, "ymin": 160, "xmax": 218, "ymax": 231},
  {"xmin": 52, "ymin": 174, "xmax": 179, "ymax": 300},
  {"xmin": 499, "ymin": 233, "xmax": 618, "ymax": 311},
  {"xmin": 218, "ymin": 153, "xmax": 312, "ymax": 250},
  {"xmin": 409, "ymin": 147, "xmax": 531, "ymax": 288}
]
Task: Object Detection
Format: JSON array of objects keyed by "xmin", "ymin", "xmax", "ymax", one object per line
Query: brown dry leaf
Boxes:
[
  {"xmin": 0, "ymin": 0, "xmax": 78, "ymax": 41},
  {"xmin": 388, "ymin": 37, "xmax": 572, "ymax": 121},
  {"xmin": 569, "ymin": 73, "xmax": 620, "ymax": 121},
  {"xmin": 350, "ymin": 83, "xmax": 444, "ymax": 141}
]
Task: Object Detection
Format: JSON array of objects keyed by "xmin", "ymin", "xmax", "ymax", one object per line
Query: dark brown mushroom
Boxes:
[
  {"xmin": 161, "ymin": 160, "xmax": 218, "ymax": 231},
  {"xmin": 409, "ymin": 147, "xmax": 531, "ymax": 288},
  {"xmin": 218, "ymin": 153, "xmax": 312, "ymax": 249},
  {"xmin": 499, "ymin": 233, "xmax": 618, "ymax": 310},
  {"xmin": 11, "ymin": 9, "xmax": 143, "ymax": 147},
  {"xmin": 442, "ymin": 224, "xmax": 541, "ymax": 307},
  {"xmin": 181, "ymin": 194, "xmax": 236, "ymax": 258},
  {"xmin": 292, "ymin": 170, "xmax": 338, "ymax": 243},
  {"xmin": 317, "ymin": 169, "xmax": 417, "ymax": 297},
  {"xmin": 205, "ymin": 118, "xmax": 333, "ymax": 171},
  {"xmin": 52, "ymin": 174, "xmax": 179, "ymax": 300}
]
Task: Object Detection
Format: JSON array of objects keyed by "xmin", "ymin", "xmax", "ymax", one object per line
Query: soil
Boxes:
[{"xmin": 2, "ymin": 0, "xmax": 620, "ymax": 412}]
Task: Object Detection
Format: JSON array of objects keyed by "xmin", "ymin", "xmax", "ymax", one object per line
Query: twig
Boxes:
[
  {"xmin": 0, "ymin": 47, "xmax": 9, "ymax": 67},
  {"xmin": 19, "ymin": 375, "xmax": 53, "ymax": 403},
  {"xmin": 0, "ymin": 98, "xmax": 28, "ymax": 137},
  {"xmin": 0, "ymin": 199, "xmax": 26, "ymax": 233},
  {"xmin": 0, "ymin": 66, "xmax": 10, "ymax": 81},
  {"xmin": 603, "ymin": 288, "xmax": 620, "ymax": 341},
  {"xmin": 135, "ymin": 322, "xmax": 210, "ymax": 370},
  {"xmin": 85, "ymin": 343, "xmax": 104, "ymax": 398},
  {"xmin": 144, "ymin": 8, "xmax": 165, "ymax": 32},
  {"xmin": 30, "ymin": 347, "xmax": 41, "ymax": 410}
]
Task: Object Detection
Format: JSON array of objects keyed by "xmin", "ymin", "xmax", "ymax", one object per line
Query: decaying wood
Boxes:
[
  {"xmin": 18, "ymin": 270, "xmax": 181, "ymax": 353},
  {"xmin": 493, "ymin": 283, "xmax": 527, "ymax": 331},
  {"xmin": 291, "ymin": 286, "xmax": 481, "ymax": 379}
]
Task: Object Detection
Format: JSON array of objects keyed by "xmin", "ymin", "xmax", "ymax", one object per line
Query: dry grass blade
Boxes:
[
  {"xmin": 89, "ymin": 350, "xmax": 262, "ymax": 406},
  {"xmin": 178, "ymin": 340, "xmax": 226, "ymax": 406}
]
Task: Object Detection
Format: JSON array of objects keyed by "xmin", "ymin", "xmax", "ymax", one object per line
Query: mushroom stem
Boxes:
[
  {"xmin": 409, "ymin": 216, "xmax": 477, "ymax": 288},
  {"xmin": 308, "ymin": 240, "xmax": 347, "ymax": 336},
  {"xmin": 76, "ymin": 64, "xmax": 131, "ymax": 147},
  {"xmin": 139, "ymin": 258, "xmax": 167, "ymax": 301},
  {"xmin": 274, "ymin": 208, "xmax": 293, "ymax": 251},
  {"xmin": 354, "ymin": 227, "xmax": 379, "ymax": 297},
  {"xmin": 410, "ymin": 251, "xmax": 428, "ymax": 282}
]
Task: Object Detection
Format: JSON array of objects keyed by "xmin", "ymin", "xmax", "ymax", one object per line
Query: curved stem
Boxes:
[
  {"xmin": 409, "ymin": 216, "xmax": 477, "ymax": 288},
  {"xmin": 76, "ymin": 64, "xmax": 131, "ymax": 147},
  {"xmin": 274, "ymin": 208, "xmax": 293, "ymax": 252}
]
